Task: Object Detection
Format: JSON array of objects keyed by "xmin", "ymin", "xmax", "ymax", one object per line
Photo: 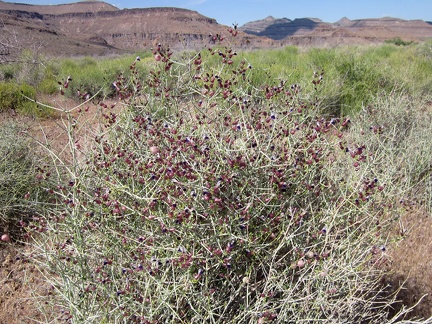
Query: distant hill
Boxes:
[
  {"xmin": 239, "ymin": 16, "xmax": 292, "ymax": 37},
  {"xmin": 1, "ymin": 1, "xmax": 432, "ymax": 60},
  {"xmin": 239, "ymin": 16, "xmax": 324, "ymax": 40},
  {"xmin": 0, "ymin": 1, "xmax": 271, "ymax": 60},
  {"xmin": 239, "ymin": 16, "xmax": 432, "ymax": 46},
  {"xmin": 0, "ymin": 1, "xmax": 119, "ymax": 14}
]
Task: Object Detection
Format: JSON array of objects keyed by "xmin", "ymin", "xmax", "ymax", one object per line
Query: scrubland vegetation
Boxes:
[{"xmin": 1, "ymin": 39, "xmax": 432, "ymax": 323}]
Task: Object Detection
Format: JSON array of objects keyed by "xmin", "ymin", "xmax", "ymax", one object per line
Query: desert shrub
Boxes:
[
  {"xmin": 37, "ymin": 65, "xmax": 60, "ymax": 95},
  {"xmin": 0, "ymin": 123, "xmax": 50, "ymax": 240},
  {"xmin": 306, "ymin": 47, "xmax": 337, "ymax": 68},
  {"xmin": 343, "ymin": 90, "xmax": 432, "ymax": 321},
  {"xmin": 26, "ymin": 43, "xmax": 414, "ymax": 323},
  {"xmin": 385, "ymin": 37, "xmax": 415, "ymax": 46},
  {"xmin": 0, "ymin": 81, "xmax": 51, "ymax": 117},
  {"xmin": 55, "ymin": 54, "xmax": 151, "ymax": 100},
  {"xmin": 367, "ymin": 44, "xmax": 399, "ymax": 59},
  {"xmin": 0, "ymin": 64, "xmax": 15, "ymax": 81},
  {"xmin": 244, "ymin": 46, "xmax": 300, "ymax": 83},
  {"xmin": 332, "ymin": 52, "xmax": 397, "ymax": 115},
  {"xmin": 348, "ymin": 92, "xmax": 432, "ymax": 213},
  {"xmin": 0, "ymin": 81, "xmax": 18, "ymax": 112},
  {"xmin": 0, "ymin": 82, "xmax": 32, "ymax": 112},
  {"xmin": 13, "ymin": 49, "xmax": 49, "ymax": 87},
  {"xmin": 242, "ymin": 46, "xmax": 407, "ymax": 117},
  {"xmin": 415, "ymin": 40, "xmax": 432, "ymax": 60}
]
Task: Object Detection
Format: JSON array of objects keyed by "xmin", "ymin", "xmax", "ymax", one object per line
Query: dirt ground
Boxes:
[
  {"xmin": 0, "ymin": 243, "xmax": 59, "ymax": 324},
  {"xmin": 384, "ymin": 208, "xmax": 432, "ymax": 320},
  {"xmin": 1, "ymin": 98, "xmax": 432, "ymax": 323}
]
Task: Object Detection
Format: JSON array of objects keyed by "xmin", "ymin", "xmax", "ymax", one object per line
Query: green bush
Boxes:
[
  {"xmin": 241, "ymin": 45, "xmax": 409, "ymax": 116},
  {"xmin": 385, "ymin": 37, "xmax": 415, "ymax": 46},
  {"xmin": 55, "ymin": 54, "xmax": 151, "ymax": 100},
  {"xmin": 0, "ymin": 81, "xmax": 50, "ymax": 117},
  {"xmin": 1, "ymin": 65, "xmax": 15, "ymax": 81},
  {"xmin": 415, "ymin": 40, "xmax": 432, "ymax": 60},
  {"xmin": 37, "ymin": 65, "xmax": 60, "ymax": 95},
  {"xmin": 0, "ymin": 81, "xmax": 19, "ymax": 112}
]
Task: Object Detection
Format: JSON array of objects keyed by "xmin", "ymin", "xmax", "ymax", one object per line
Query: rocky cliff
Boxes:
[
  {"xmin": 0, "ymin": 1, "xmax": 119, "ymax": 14},
  {"xmin": 0, "ymin": 1, "xmax": 271, "ymax": 59}
]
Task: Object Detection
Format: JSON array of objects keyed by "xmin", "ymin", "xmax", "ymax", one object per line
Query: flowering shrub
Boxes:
[{"xmin": 28, "ymin": 41, "xmax": 408, "ymax": 323}]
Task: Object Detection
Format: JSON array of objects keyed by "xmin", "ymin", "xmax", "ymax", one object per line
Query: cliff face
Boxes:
[
  {"xmin": 0, "ymin": 1, "xmax": 119, "ymax": 14},
  {"xmin": 44, "ymin": 7, "xmax": 224, "ymax": 49},
  {"xmin": 0, "ymin": 9, "xmax": 123, "ymax": 58},
  {"xmin": 0, "ymin": 2, "xmax": 272, "ymax": 58}
]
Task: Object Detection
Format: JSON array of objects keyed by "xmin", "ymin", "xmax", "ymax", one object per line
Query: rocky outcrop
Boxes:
[{"xmin": 0, "ymin": 10, "xmax": 44, "ymax": 20}]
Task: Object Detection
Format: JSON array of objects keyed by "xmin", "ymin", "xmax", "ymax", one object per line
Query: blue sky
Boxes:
[{"xmin": 5, "ymin": 0, "xmax": 432, "ymax": 26}]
